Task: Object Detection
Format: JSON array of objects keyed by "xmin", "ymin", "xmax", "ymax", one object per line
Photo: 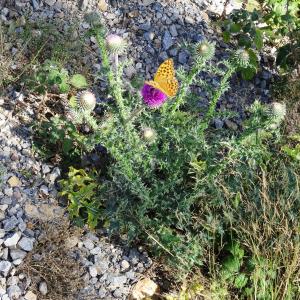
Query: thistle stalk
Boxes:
[
  {"xmin": 198, "ymin": 63, "xmax": 236, "ymax": 135},
  {"xmin": 169, "ymin": 58, "xmax": 207, "ymax": 113},
  {"xmin": 95, "ymin": 31, "xmax": 127, "ymax": 126}
]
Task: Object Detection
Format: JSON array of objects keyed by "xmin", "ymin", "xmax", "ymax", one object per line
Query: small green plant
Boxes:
[
  {"xmin": 220, "ymin": 242, "xmax": 248, "ymax": 289},
  {"xmin": 220, "ymin": 0, "xmax": 300, "ymax": 75},
  {"xmin": 25, "ymin": 60, "xmax": 88, "ymax": 94},
  {"xmin": 282, "ymin": 134, "xmax": 300, "ymax": 161},
  {"xmin": 33, "ymin": 116, "xmax": 87, "ymax": 161},
  {"xmin": 59, "ymin": 167, "xmax": 102, "ymax": 228},
  {"xmin": 221, "ymin": 9, "xmax": 263, "ymax": 79}
]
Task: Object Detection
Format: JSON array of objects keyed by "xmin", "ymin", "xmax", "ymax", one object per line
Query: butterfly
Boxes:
[{"xmin": 146, "ymin": 59, "xmax": 178, "ymax": 97}]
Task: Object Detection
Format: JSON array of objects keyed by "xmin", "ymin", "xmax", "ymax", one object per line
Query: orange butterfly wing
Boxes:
[{"xmin": 146, "ymin": 59, "xmax": 178, "ymax": 97}]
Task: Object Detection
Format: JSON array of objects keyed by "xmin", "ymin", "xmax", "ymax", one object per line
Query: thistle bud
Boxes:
[
  {"xmin": 77, "ymin": 91, "xmax": 96, "ymax": 111},
  {"xmin": 142, "ymin": 127, "xmax": 156, "ymax": 142},
  {"xmin": 196, "ymin": 40, "xmax": 215, "ymax": 60},
  {"xmin": 268, "ymin": 102, "xmax": 286, "ymax": 129},
  {"xmin": 234, "ymin": 49, "xmax": 251, "ymax": 68},
  {"xmin": 106, "ymin": 34, "xmax": 126, "ymax": 54},
  {"xmin": 270, "ymin": 102, "xmax": 286, "ymax": 120}
]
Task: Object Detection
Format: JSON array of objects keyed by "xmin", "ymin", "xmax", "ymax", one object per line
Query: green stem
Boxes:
[
  {"xmin": 169, "ymin": 58, "xmax": 207, "ymax": 113},
  {"xmin": 95, "ymin": 32, "xmax": 127, "ymax": 126},
  {"xmin": 198, "ymin": 64, "xmax": 235, "ymax": 135}
]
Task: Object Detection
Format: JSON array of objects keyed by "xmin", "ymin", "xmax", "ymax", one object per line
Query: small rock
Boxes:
[
  {"xmin": 98, "ymin": 0, "xmax": 108, "ymax": 11},
  {"xmin": 83, "ymin": 239, "xmax": 94, "ymax": 250},
  {"xmin": 125, "ymin": 66, "xmax": 136, "ymax": 78},
  {"xmin": 162, "ymin": 30, "xmax": 173, "ymax": 50},
  {"xmin": 178, "ymin": 51, "xmax": 189, "ymax": 64},
  {"xmin": 89, "ymin": 266, "xmax": 98, "ymax": 277},
  {"xmin": 185, "ymin": 16, "xmax": 195, "ymax": 24},
  {"xmin": 121, "ymin": 260, "xmax": 130, "ymax": 271},
  {"xmin": 47, "ymin": 167, "xmax": 60, "ymax": 184},
  {"xmin": 10, "ymin": 249, "xmax": 27, "ymax": 260},
  {"xmin": 18, "ymin": 237, "xmax": 34, "ymax": 252},
  {"xmin": 131, "ymin": 278, "xmax": 159, "ymax": 300},
  {"xmin": 3, "ymin": 216, "xmax": 19, "ymax": 232},
  {"xmin": 139, "ymin": 22, "xmax": 151, "ymax": 31},
  {"xmin": 225, "ymin": 119, "xmax": 238, "ymax": 130},
  {"xmin": 4, "ymin": 232, "xmax": 21, "ymax": 248},
  {"xmin": 0, "ymin": 204, "xmax": 8, "ymax": 212},
  {"xmin": 109, "ymin": 275, "xmax": 127, "ymax": 288},
  {"xmin": 0, "ymin": 229, "xmax": 5, "ymax": 239},
  {"xmin": 41, "ymin": 165, "xmax": 51, "ymax": 174},
  {"xmin": 65, "ymin": 236, "xmax": 79, "ymax": 249},
  {"xmin": 44, "ymin": 0, "xmax": 56, "ymax": 5},
  {"xmin": 144, "ymin": 31, "xmax": 155, "ymax": 41},
  {"xmin": 24, "ymin": 291, "xmax": 37, "ymax": 300},
  {"xmin": 4, "ymin": 188, "xmax": 13, "ymax": 197},
  {"xmin": 169, "ymin": 24, "xmax": 178, "ymax": 37},
  {"xmin": 39, "ymin": 185, "xmax": 49, "ymax": 196},
  {"xmin": 7, "ymin": 176, "xmax": 21, "ymax": 188},
  {"xmin": 39, "ymin": 281, "xmax": 48, "ymax": 295},
  {"xmin": 142, "ymin": 0, "xmax": 155, "ymax": 5},
  {"xmin": 0, "ymin": 261, "xmax": 11, "ymax": 276},
  {"xmin": 214, "ymin": 118, "xmax": 224, "ymax": 129},
  {"xmin": 1, "ymin": 8, "xmax": 9, "ymax": 16},
  {"xmin": 31, "ymin": 0, "xmax": 39, "ymax": 10},
  {"xmin": 7, "ymin": 285, "xmax": 22, "ymax": 299}
]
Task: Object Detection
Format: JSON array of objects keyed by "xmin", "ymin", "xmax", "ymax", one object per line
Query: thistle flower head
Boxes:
[
  {"xmin": 106, "ymin": 34, "xmax": 126, "ymax": 54},
  {"xmin": 195, "ymin": 40, "xmax": 215, "ymax": 60},
  {"xmin": 141, "ymin": 84, "xmax": 167, "ymax": 109},
  {"xmin": 234, "ymin": 49, "xmax": 251, "ymax": 68},
  {"xmin": 142, "ymin": 127, "xmax": 156, "ymax": 142},
  {"xmin": 77, "ymin": 91, "xmax": 96, "ymax": 111}
]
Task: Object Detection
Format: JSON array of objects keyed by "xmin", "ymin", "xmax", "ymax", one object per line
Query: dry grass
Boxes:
[
  {"xmin": 18, "ymin": 219, "xmax": 87, "ymax": 300},
  {"xmin": 0, "ymin": 22, "xmax": 13, "ymax": 89}
]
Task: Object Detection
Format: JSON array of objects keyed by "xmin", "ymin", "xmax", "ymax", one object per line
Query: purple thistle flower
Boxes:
[{"xmin": 141, "ymin": 84, "xmax": 167, "ymax": 108}]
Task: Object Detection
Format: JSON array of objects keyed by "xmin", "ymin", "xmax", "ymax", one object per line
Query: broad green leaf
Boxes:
[
  {"xmin": 230, "ymin": 23, "xmax": 242, "ymax": 33},
  {"xmin": 234, "ymin": 273, "xmax": 248, "ymax": 289},
  {"xmin": 254, "ymin": 29, "xmax": 263, "ymax": 50},
  {"xmin": 223, "ymin": 31, "xmax": 231, "ymax": 43},
  {"xmin": 238, "ymin": 34, "xmax": 252, "ymax": 48},
  {"xmin": 58, "ymin": 81, "xmax": 70, "ymax": 93}
]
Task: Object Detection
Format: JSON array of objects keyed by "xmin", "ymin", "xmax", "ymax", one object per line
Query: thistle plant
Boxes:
[
  {"xmin": 79, "ymin": 26, "xmax": 253, "ymax": 272},
  {"xmin": 50, "ymin": 19, "xmax": 293, "ymax": 283}
]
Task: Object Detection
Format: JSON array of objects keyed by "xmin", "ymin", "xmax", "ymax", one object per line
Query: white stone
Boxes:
[
  {"xmin": 83, "ymin": 239, "xmax": 94, "ymax": 250},
  {"xmin": 0, "ymin": 229, "xmax": 5, "ymax": 239},
  {"xmin": 24, "ymin": 291, "xmax": 37, "ymax": 300},
  {"xmin": 7, "ymin": 285, "xmax": 22, "ymax": 299},
  {"xmin": 44, "ymin": 0, "xmax": 56, "ymax": 5},
  {"xmin": 10, "ymin": 249, "xmax": 27, "ymax": 260},
  {"xmin": 0, "ymin": 261, "xmax": 11, "ymax": 276},
  {"xmin": 89, "ymin": 266, "xmax": 98, "ymax": 277},
  {"xmin": 4, "ymin": 232, "xmax": 21, "ymax": 248},
  {"xmin": 121, "ymin": 260, "xmax": 130, "ymax": 270},
  {"xmin": 18, "ymin": 237, "xmax": 34, "ymax": 251},
  {"xmin": 39, "ymin": 281, "xmax": 48, "ymax": 295}
]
